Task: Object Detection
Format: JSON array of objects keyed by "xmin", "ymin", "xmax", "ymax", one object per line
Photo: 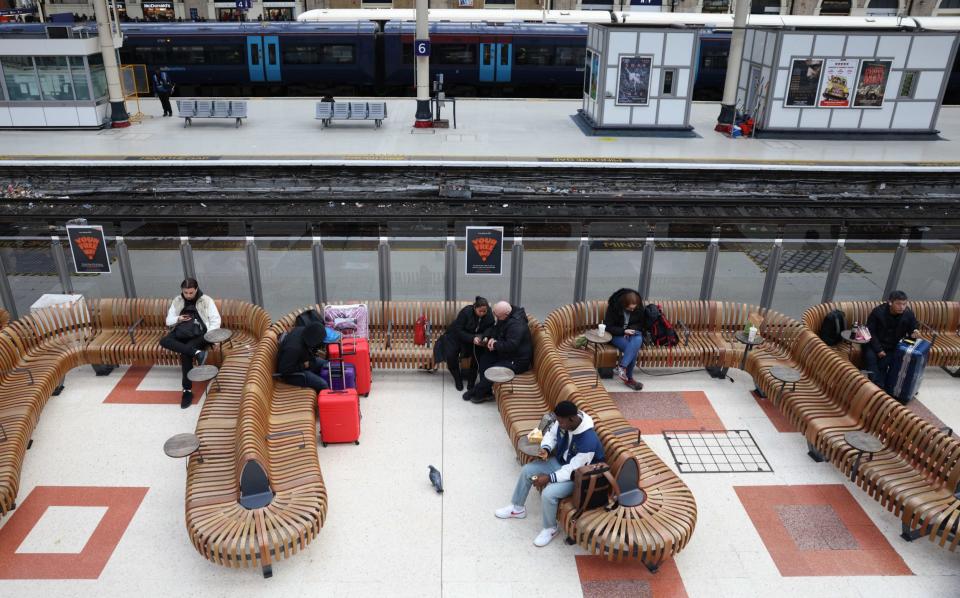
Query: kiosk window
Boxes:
[
  {"xmin": 2, "ymin": 56, "xmax": 41, "ymax": 101},
  {"xmin": 899, "ymin": 71, "xmax": 919, "ymax": 98},
  {"xmin": 661, "ymin": 69, "xmax": 676, "ymax": 96}
]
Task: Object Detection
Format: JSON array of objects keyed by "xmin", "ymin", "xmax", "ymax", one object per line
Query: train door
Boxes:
[
  {"xmin": 246, "ymin": 35, "xmax": 282, "ymax": 83},
  {"xmin": 263, "ymin": 35, "xmax": 281, "ymax": 82},
  {"xmin": 479, "ymin": 43, "xmax": 512, "ymax": 83},
  {"xmin": 247, "ymin": 36, "xmax": 265, "ymax": 82}
]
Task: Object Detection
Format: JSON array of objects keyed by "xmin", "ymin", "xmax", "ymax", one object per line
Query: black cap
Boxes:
[
  {"xmin": 303, "ymin": 323, "xmax": 326, "ymax": 348},
  {"xmin": 554, "ymin": 401, "xmax": 578, "ymax": 418}
]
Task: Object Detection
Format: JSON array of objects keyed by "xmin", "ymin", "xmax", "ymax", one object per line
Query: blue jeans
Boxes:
[
  {"xmin": 510, "ymin": 457, "xmax": 575, "ymax": 529},
  {"xmin": 610, "ymin": 334, "xmax": 644, "ymax": 379},
  {"xmin": 862, "ymin": 345, "xmax": 895, "ymax": 388}
]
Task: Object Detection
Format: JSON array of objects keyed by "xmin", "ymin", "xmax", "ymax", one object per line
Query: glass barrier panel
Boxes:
[
  {"xmin": 712, "ymin": 240, "xmax": 770, "ymax": 306},
  {"xmin": 457, "ymin": 238, "xmax": 512, "ymax": 309},
  {"xmin": 899, "ymin": 242, "xmax": 958, "ymax": 300},
  {"xmin": 834, "ymin": 241, "xmax": 899, "ymax": 303},
  {"xmin": 324, "ymin": 238, "xmax": 380, "ymax": 302},
  {"xmin": 770, "ymin": 240, "xmax": 834, "ymax": 318},
  {"xmin": 649, "ymin": 240, "xmax": 708, "ymax": 301},
  {"xmin": 69, "ymin": 239, "xmax": 125, "ymax": 300},
  {"xmin": 0, "ymin": 239, "xmax": 63, "ymax": 315},
  {"xmin": 192, "ymin": 239, "xmax": 250, "ymax": 302},
  {"xmin": 586, "ymin": 238, "xmax": 643, "ymax": 301},
  {"xmin": 521, "ymin": 238, "xmax": 579, "ymax": 320},
  {"xmin": 389, "ymin": 238, "xmax": 445, "ymax": 301},
  {"xmin": 258, "ymin": 238, "xmax": 314, "ymax": 319},
  {"xmin": 125, "ymin": 238, "xmax": 183, "ymax": 299}
]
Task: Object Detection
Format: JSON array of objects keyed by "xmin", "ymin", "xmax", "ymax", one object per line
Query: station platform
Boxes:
[
  {"xmin": 2, "ymin": 98, "xmax": 960, "ymax": 171},
  {"xmin": 0, "ymin": 361, "xmax": 956, "ymax": 597}
]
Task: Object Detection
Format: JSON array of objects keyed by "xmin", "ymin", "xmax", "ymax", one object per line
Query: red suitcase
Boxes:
[
  {"xmin": 317, "ymin": 388, "xmax": 360, "ymax": 446},
  {"xmin": 327, "ymin": 338, "xmax": 372, "ymax": 397}
]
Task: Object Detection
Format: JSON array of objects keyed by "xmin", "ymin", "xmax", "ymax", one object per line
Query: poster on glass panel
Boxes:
[
  {"xmin": 616, "ymin": 55, "xmax": 652, "ymax": 106},
  {"xmin": 853, "ymin": 60, "xmax": 892, "ymax": 108},
  {"xmin": 784, "ymin": 58, "xmax": 823, "ymax": 107},
  {"xmin": 818, "ymin": 58, "xmax": 858, "ymax": 108}
]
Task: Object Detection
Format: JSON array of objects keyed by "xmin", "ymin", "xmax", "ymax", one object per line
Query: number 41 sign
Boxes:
[{"xmin": 415, "ymin": 40, "xmax": 431, "ymax": 57}]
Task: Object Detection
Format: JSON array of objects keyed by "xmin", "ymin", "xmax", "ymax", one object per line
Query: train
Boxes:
[{"xmin": 2, "ymin": 11, "xmax": 959, "ymax": 101}]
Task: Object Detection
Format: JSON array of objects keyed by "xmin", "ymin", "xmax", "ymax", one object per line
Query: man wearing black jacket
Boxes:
[
  {"xmin": 864, "ymin": 290, "xmax": 920, "ymax": 386},
  {"xmin": 465, "ymin": 301, "xmax": 532, "ymax": 404},
  {"xmin": 276, "ymin": 323, "xmax": 331, "ymax": 392},
  {"xmin": 440, "ymin": 296, "xmax": 494, "ymax": 391}
]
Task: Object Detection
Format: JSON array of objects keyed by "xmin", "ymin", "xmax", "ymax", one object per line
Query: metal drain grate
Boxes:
[
  {"xmin": 746, "ymin": 249, "xmax": 867, "ymax": 274},
  {"xmin": 664, "ymin": 429, "xmax": 773, "ymax": 473}
]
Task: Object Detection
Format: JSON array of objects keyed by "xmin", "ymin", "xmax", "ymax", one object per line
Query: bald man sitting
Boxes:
[{"xmin": 464, "ymin": 301, "xmax": 533, "ymax": 404}]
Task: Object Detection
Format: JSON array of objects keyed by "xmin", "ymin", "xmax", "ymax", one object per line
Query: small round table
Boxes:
[
  {"xmin": 844, "ymin": 431, "xmax": 884, "ymax": 482},
  {"xmin": 584, "ymin": 329, "xmax": 613, "ymax": 388},
  {"xmin": 485, "ymin": 366, "xmax": 516, "ymax": 394},
  {"xmin": 840, "ymin": 329, "xmax": 870, "ymax": 360},
  {"xmin": 734, "ymin": 331, "xmax": 765, "ymax": 371},
  {"xmin": 204, "ymin": 327, "xmax": 233, "ymax": 353},
  {"xmin": 164, "ymin": 432, "xmax": 204, "ymax": 463},
  {"xmin": 517, "ymin": 436, "xmax": 543, "ymax": 458},
  {"xmin": 188, "ymin": 364, "xmax": 221, "ymax": 393},
  {"xmin": 769, "ymin": 365, "xmax": 802, "ymax": 407}
]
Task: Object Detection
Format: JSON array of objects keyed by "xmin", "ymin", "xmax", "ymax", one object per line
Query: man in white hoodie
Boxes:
[
  {"xmin": 495, "ymin": 400, "xmax": 606, "ymax": 547},
  {"xmin": 159, "ymin": 278, "xmax": 221, "ymax": 409}
]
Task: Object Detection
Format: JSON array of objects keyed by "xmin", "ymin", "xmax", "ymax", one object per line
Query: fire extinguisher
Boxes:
[{"xmin": 414, "ymin": 315, "xmax": 428, "ymax": 346}]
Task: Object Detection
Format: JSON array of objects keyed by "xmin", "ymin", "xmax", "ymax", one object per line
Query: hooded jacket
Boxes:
[
  {"xmin": 446, "ymin": 305, "xmax": 495, "ymax": 347},
  {"xmin": 276, "ymin": 326, "xmax": 326, "ymax": 376},
  {"xmin": 165, "ymin": 292, "xmax": 221, "ymax": 331},
  {"xmin": 539, "ymin": 411, "xmax": 605, "ymax": 483},
  {"xmin": 602, "ymin": 288, "xmax": 647, "ymax": 337},
  {"xmin": 484, "ymin": 304, "xmax": 533, "ymax": 368}
]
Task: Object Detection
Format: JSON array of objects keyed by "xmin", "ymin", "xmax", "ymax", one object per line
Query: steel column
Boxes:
[
  {"xmin": 51, "ymin": 236, "xmax": 73, "ymax": 294},
  {"xmin": 821, "ymin": 238, "xmax": 846, "ymax": 304},
  {"xmin": 882, "ymin": 238, "xmax": 908, "ymax": 301},
  {"xmin": 378, "ymin": 236, "xmax": 392, "ymax": 302},
  {"xmin": 759, "ymin": 239, "xmax": 783, "ymax": 310},
  {"xmin": 699, "ymin": 234, "xmax": 720, "ymax": 301},
  {"xmin": 0, "ymin": 254, "xmax": 18, "ymax": 319},
  {"xmin": 943, "ymin": 247, "xmax": 960, "ymax": 301},
  {"xmin": 180, "ymin": 236, "xmax": 196, "ymax": 280},
  {"xmin": 245, "ymin": 236, "xmax": 264, "ymax": 307},
  {"xmin": 311, "ymin": 235, "xmax": 327, "ymax": 305},
  {"xmin": 444, "ymin": 236, "xmax": 457, "ymax": 301},
  {"xmin": 573, "ymin": 237, "xmax": 590, "ymax": 303},
  {"xmin": 638, "ymin": 236, "xmax": 655, "ymax": 299},
  {"xmin": 115, "ymin": 235, "xmax": 136, "ymax": 298},
  {"xmin": 509, "ymin": 236, "xmax": 524, "ymax": 306}
]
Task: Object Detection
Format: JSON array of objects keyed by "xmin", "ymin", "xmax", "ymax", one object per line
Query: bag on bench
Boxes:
[
  {"xmin": 820, "ymin": 309, "xmax": 846, "ymax": 346},
  {"xmin": 570, "ymin": 462, "xmax": 616, "ymax": 520}
]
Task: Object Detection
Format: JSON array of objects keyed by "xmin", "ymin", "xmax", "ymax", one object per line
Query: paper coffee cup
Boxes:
[{"xmin": 598, "ymin": 323, "xmax": 606, "ymax": 335}]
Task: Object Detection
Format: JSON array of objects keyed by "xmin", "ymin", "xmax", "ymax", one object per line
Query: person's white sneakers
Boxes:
[
  {"xmin": 494, "ymin": 504, "xmax": 526, "ymax": 519},
  {"xmin": 533, "ymin": 527, "xmax": 558, "ymax": 547}
]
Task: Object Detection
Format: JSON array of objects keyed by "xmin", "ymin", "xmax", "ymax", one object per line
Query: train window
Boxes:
[
  {"xmin": 168, "ymin": 46, "xmax": 206, "ymax": 65},
  {"xmin": 700, "ymin": 49, "xmax": 728, "ymax": 71},
  {"xmin": 661, "ymin": 68, "xmax": 676, "ymax": 96},
  {"xmin": 435, "ymin": 44, "xmax": 476, "ymax": 65},
  {"xmin": 940, "ymin": 0, "xmax": 960, "ymax": 8},
  {"xmin": 899, "ymin": 71, "xmax": 919, "ymax": 98},
  {"xmin": 483, "ymin": 44, "xmax": 493, "ymax": 65},
  {"xmin": 500, "ymin": 45, "xmax": 509, "ymax": 66},
  {"xmin": 320, "ymin": 45, "xmax": 355, "ymax": 64},
  {"xmin": 1, "ymin": 56, "xmax": 41, "ymax": 101},
  {"xmin": 206, "ymin": 45, "xmax": 244, "ymax": 65},
  {"xmin": 555, "ymin": 47, "xmax": 586, "ymax": 67},
  {"xmin": 516, "ymin": 46, "xmax": 553, "ymax": 66},
  {"xmin": 401, "ymin": 43, "xmax": 414, "ymax": 65},
  {"xmin": 132, "ymin": 46, "xmax": 167, "ymax": 65},
  {"xmin": 267, "ymin": 43, "xmax": 277, "ymax": 65},
  {"xmin": 702, "ymin": 0, "xmax": 730, "ymax": 12}
]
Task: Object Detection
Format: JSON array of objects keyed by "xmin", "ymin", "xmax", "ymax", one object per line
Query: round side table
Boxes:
[
  {"xmin": 584, "ymin": 329, "xmax": 613, "ymax": 388},
  {"xmin": 844, "ymin": 431, "xmax": 884, "ymax": 482},
  {"xmin": 188, "ymin": 364, "xmax": 221, "ymax": 393},
  {"xmin": 164, "ymin": 432, "xmax": 204, "ymax": 463},
  {"xmin": 734, "ymin": 331, "xmax": 765, "ymax": 371}
]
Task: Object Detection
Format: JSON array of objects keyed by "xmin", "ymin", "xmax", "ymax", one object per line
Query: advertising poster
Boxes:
[
  {"xmin": 853, "ymin": 60, "xmax": 892, "ymax": 108},
  {"xmin": 784, "ymin": 58, "xmax": 823, "ymax": 107},
  {"xmin": 616, "ymin": 55, "xmax": 652, "ymax": 105},
  {"xmin": 818, "ymin": 58, "xmax": 858, "ymax": 108},
  {"xmin": 589, "ymin": 53, "xmax": 600, "ymax": 100},
  {"xmin": 66, "ymin": 224, "xmax": 111, "ymax": 274},
  {"xmin": 465, "ymin": 226, "xmax": 503, "ymax": 275},
  {"xmin": 584, "ymin": 50, "xmax": 592, "ymax": 97}
]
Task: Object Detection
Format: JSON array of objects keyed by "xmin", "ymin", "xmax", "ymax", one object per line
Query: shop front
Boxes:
[{"xmin": 142, "ymin": 1, "xmax": 175, "ymax": 20}]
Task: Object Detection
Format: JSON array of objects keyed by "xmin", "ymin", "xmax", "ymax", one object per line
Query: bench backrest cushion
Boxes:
[
  {"xmin": 317, "ymin": 102, "xmax": 333, "ymax": 119},
  {"xmin": 333, "ymin": 103, "xmax": 349, "ymax": 119},
  {"xmin": 368, "ymin": 102, "xmax": 387, "ymax": 119},
  {"xmin": 348, "ymin": 102, "xmax": 368, "ymax": 119}
]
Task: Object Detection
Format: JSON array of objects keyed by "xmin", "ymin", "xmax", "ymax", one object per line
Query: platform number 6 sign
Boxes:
[{"xmin": 415, "ymin": 40, "xmax": 431, "ymax": 57}]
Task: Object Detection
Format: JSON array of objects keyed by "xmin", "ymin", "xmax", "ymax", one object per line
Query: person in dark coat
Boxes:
[
  {"xmin": 440, "ymin": 296, "xmax": 494, "ymax": 391},
  {"xmin": 276, "ymin": 323, "xmax": 336, "ymax": 392},
  {"xmin": 465, "ymin": 301, "xmax": 532, "ymax": 404},
  {"xmin": 602, "ymin": 288, "xmax": 647, "ymax": 390},
  {"xmin": 152, "ymin": 70, "xmax": 174, "ymax": 117},
  {"xmin": 863, "ymin": 290, "xmax": 920, "ymax": 386}
]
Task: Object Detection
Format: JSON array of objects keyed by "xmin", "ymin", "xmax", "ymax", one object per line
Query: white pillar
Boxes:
[
  {"xmin": 718, "ymin": 0, "xmax": 750, "ymax": 125},
  {"xmin": 93, "ymin": 0, "xmax": 129, "ymax": 127},
  {"xmin": 413, "ymin": 0, "xmax": 432, "ymax": 127}
]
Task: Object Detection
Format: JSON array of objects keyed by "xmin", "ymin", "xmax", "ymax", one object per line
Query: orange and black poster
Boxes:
[
  {"xmin": 66, "ymin": 224, "xmax": 111, "ymax": 274},
  {"xmin": 465, "ymin": 226, "xmax": 503, "ymax": 275}
]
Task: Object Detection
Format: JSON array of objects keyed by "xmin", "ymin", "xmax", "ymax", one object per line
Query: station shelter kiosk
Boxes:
[
  {"xmin": 578, "ymin": 24, "xmax": 699, "ymax": 133},
  {"xmin": 734, "ymin": 23, "xmax": 960, "ymax": 136}
]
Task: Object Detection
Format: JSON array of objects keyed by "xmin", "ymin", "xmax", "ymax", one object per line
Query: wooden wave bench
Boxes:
[
  {"xmin": 0, "ymin": 298, "xmax": 266, "ymax": 519},
  {"xmin": 186, "ymin": 310, "xmax": 327, "ymax": 578}
]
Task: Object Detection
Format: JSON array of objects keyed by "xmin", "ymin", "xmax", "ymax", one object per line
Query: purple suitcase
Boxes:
[{"xmin": 320, "ymin": 362, "xmax": 356, "ymax": 391}]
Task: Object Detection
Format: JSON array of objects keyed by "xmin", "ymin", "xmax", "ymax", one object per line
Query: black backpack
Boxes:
[
  {"xmin": 645, "ymin": 303, "xmax": 679, "ymax": 347},
  {"xmin": 819, "ymin": 309, "xmax": 846, "ymax": 346}
]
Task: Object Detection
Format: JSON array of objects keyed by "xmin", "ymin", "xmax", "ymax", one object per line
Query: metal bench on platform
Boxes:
[
  {"xmin": 314, "ymin": 101, "xmax": 386, "ymax": 128},
  {"xmin": 178, "ymin": 99, "xmax": 248, "ymax": 128}
]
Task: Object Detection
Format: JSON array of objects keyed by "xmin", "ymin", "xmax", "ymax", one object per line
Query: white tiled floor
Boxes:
[{"xmin": 0, "ymin": 363, "xmax": 957, "ymax": 596}]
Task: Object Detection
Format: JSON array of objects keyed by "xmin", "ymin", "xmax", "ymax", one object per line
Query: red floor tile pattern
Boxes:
[
  {"xmin": 0, "ymin": 486, "xmax": 148, "ymax": 579},
  {"xmin": 611, "ymin": 391, "xmax": 724, "ymax": 434},
  {"xmin": 750, "ymin": 390, "xmax": 797, "ymax": 433},
  {"xmin": 576, "ymin": 555, "xmax": 688, "ymax": 598},
  {"xmin": 103, "ymin": 365, "xmax": 208, "ymax": 405},
  {"xmin": 735, "ymin": 484, "xmax": 912, "ymax": 577}
]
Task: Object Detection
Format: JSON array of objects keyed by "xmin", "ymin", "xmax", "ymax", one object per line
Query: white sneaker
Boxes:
[
  {"xmin": 495, "ymin": 504, "xmax": 526, "ymax": 519},
  {"xmin": 614, "ymin": 366, "xmax": 627, "ymax": 380},
  {"xmin": 533, "ymin": 527, "xmax": 559, "ymax": 547}
]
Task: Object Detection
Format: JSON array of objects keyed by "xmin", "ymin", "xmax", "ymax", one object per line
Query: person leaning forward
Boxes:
[
  {"xmin": 159, "ymin": 277, "xmax": 221, "ymax": 409},
  {"xmin": 495, "ymin": 400, "xmax": 605, "ymax": 547},
  {"xmin": 276, "ymin": 322, "xmax": 339, "ymax": 393},
  {"xmin": 439, "ymin": 296, "xmax": 494, "ymax": 392},
  {"xmin": 464, "ymin": 301, "xmax": 532, "ymax": 404}
]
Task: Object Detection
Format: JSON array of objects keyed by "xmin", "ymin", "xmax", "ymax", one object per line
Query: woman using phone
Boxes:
[{"xmin": 602, "ymin": 288, "xmax": 646, "ymax": 391}]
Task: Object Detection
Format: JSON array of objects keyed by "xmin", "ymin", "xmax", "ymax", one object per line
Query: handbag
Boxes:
[{"xmin": 173, "ymin": 318, "xmax": 203, "ymax": 341}]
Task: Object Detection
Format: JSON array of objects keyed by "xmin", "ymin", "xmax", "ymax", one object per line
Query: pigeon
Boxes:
[{"xmin": 428, "ymin": 465, "xmax": 444, "ymax": 494}]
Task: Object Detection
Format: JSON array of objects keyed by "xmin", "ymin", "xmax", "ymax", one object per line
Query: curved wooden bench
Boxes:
[
  {"xmin": 186, "ymin": 310, "xmax": 326, "ymax": 578},
  {"xmin": 0, "ymin": 308, "xmax": 8, "ymax": 329},
  {"xmin": 0, "ymin": 298, "xmax": 266, "ymax": 519}
]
